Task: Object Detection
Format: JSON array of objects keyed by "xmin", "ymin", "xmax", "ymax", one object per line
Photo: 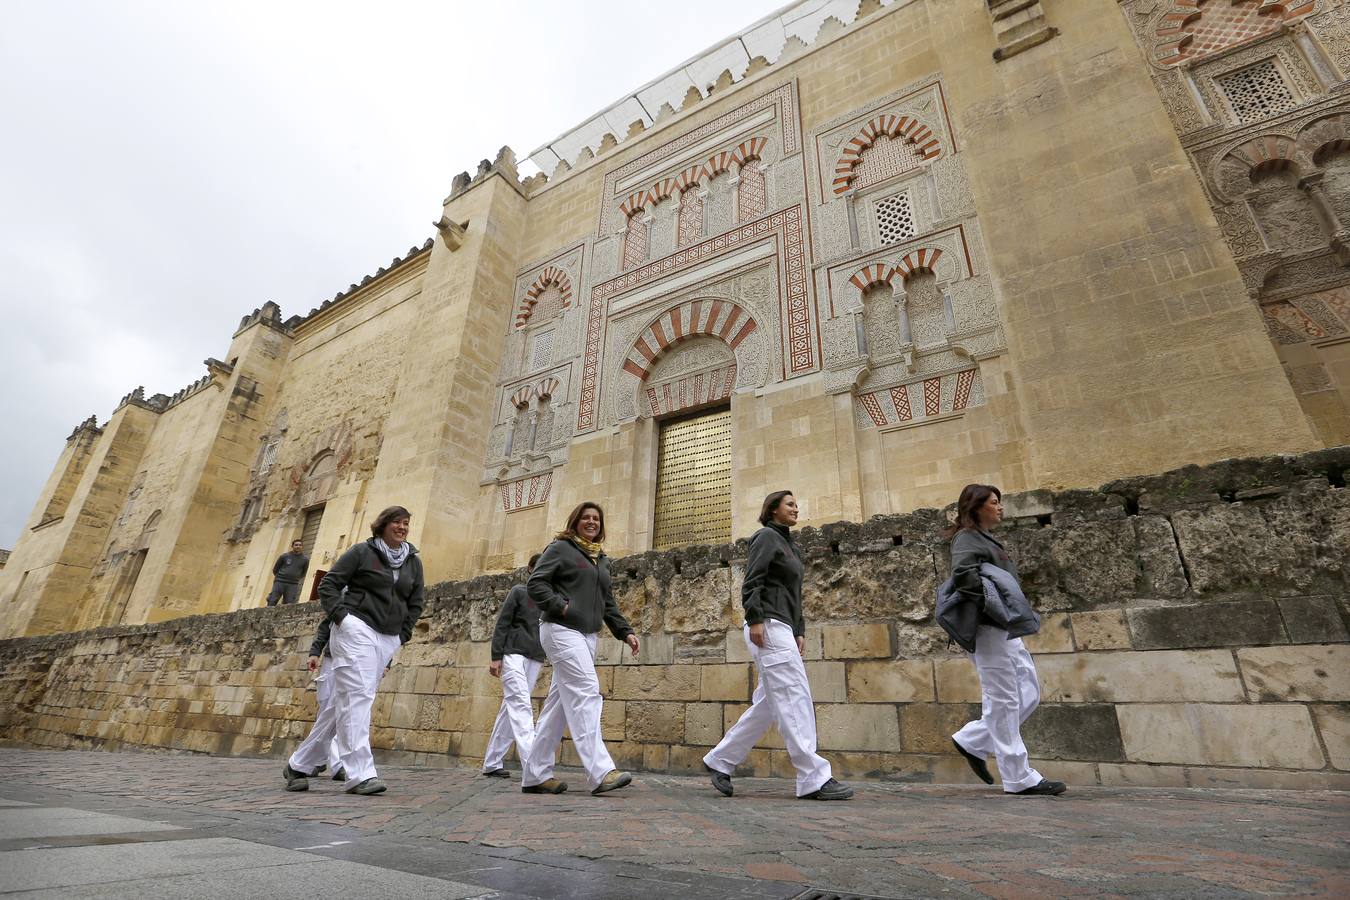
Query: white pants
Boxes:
[
  {"xmin": 704, "ymin": 619, "xmax": 832, "ymax": 797},
  {"xmin": 292, "ymin": 614, "xmax": 400, "ymax": 785},
  {"xmin": 482, "ymin": 654, "xmax": 543, "ymax": 771},
  {"xmin": 290, "ymin": 656, "xmax": 342, "ymax": 775},
  {"xmin": 952, "ymin": 624, "xmax": 1043, "ymax": 793},
  {"xmin": 521, "ymin": 623, "xmax": 615, "ymax": 790}
]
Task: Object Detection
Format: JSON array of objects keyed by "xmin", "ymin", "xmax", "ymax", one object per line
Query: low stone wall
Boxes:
[{"xmin": 2, "ymin": 449, "xmax": 1348, "ymax": 789}]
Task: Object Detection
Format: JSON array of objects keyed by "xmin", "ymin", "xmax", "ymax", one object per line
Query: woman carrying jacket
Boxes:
[
  {"xmin": 703, "ymin": 490, "xmax": 853, "ymax": 801},
  {"xmin": 520, "ymin": 502, "xmax": 639, "ymax": 796},
  {"xmin": 948, "ymin": 484, "xmax": 1065, "ymax": 796},
  {"xmin": 283, "ymin": 505, "xmax": 424, "ymax": 797}
]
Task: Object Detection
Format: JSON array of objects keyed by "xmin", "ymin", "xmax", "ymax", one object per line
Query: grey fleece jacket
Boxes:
[
  {"xmin": 741, "ymin": 522, "xmax": 805, "ymax": 637},
  {"xmin": 528, "ymin": 538, "xmax": 634, "ymax": 640}
]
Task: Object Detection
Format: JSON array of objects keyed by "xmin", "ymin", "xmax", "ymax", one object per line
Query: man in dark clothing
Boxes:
[
  {"xmin": 265, "ymin": 539, "xmax": 310, "ymax": 606},
  {"xmin": 482, "ymin": 554, "xmax": 546, "ymax": 778}
]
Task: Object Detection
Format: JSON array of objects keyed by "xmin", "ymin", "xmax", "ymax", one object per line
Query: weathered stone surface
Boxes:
[
  {"xmin": 803, "ymin": 543, "xmax": 939, "ymax": 626},
  {"xmin": 612, "ymin": 665, "xmax": 700, "ymax": 701},
  {"xmin": 1071, "ymin": 609, "xmax": 1130, "ymax": 650},
  {"xmin": 1036, "ymin": 650, "xmax": 1243, "ymax": 703},
  {"xmin": 815, "ymin": 704, "xmax": 899, "ymax": 752},
  {"xmin": 846, "ymin": 660, "xmax": 935, "ymax": 703},
  {"xmin": 1132, "ymin": 516, "xmax": 1190, "ymax": 598},
  {"xmin": 626, "ymin": 701, "xmax": 684, "ymax": 743},
  {"xmin": 1007, "ymin": 519, "xmax": 1140, "ymax": 610},
  {"xmin": 700, "ymin": 663, "xmax": 751, "ymax": 701},
  {"xmin": 683, "ymin": 702, "xmax": 723, "ymax": 746},
  {"xmin": 1277, "ymin": 596, "xmax": 1349, "ymax": 644},
  {"xmin": 805, "ymin": 661, "xmax": 846, "ymax": 702},
  {"xmin": 821, "ymin": 624, "xmax": 892, "ymax": 659},
  {"xmin": 1117, "ymin": 704, "xmax": 1326, "ymax": 768},
  {"xmin": 1021, "ymin": 612, "xmax": 1072, "ymax": 654},
  {"xmin": 1312, "ymin": 704, "xmax": 1350, "ymax": 770},
  {"xmin": 1238, "ymin": 645, "xmax": 1350, "ymax": 702},
  {"xmin": 1127, "ymin": 601, "xmax": 1287, "ymax": 650},
  {"xmin": 898, "ymin": 703, "xmax": 978, "ymax": 754},
  {"xmin": 934, "ymin": 658, "xmax": 982, "ymax": 703},
  {"xmin": 1020, "ymin": 704, "xmax": 1125, "ymax": 761}
]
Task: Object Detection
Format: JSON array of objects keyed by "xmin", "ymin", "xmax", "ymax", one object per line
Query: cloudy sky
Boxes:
[{"xmin": 0, "ymin": 0, "xmax": 783, "ymax": 548}]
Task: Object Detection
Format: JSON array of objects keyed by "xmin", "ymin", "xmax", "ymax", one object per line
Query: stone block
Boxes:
[
  {"xmin": 814, "ymin": 703, "xmax": 900, "ymax": 751},
  {"xmin": 934, "ymin": 658, "xmax": 981, "ymax": 702},
  {"xmin": 670, "ymin": 743, "xmax": 710, "ymax": 773},
  {"xmin": 701, "ymin": 663, "xmax": 751, "ymax": 701},
  {"xmin": 846, "ymin": 660, "xmax": 935, "ymax": 703},
  {"xmin": 898, "ymin": 703, "xmax": 979, "ymax": 754},
  {"xmin": 1312, "ymin": 705, "xmax": 1350, "ymax": 770},
  {"xmin": 620, "ymin": 632, "xmax": 674, "ymax": 665},
  {"xmin": 1036, "ymin": 650, "xmax": 1243, "ymax": 703},
  {"xmin": 601, "ymin": 699, "xmax": 625, "ymax": 741},
  {"xmin": 388, "ymin": 693, "xmax": 419, "ymax": 729},
  {"xmin": 1277, "ymin": 597, "xmax": 1349, "ymax": 644},
  {"xmin": 1127, "ymin": 600, "xmax": 1287, "ymax": 650},
  {"xmin": 805, "ymin": 661, "xmax": 846, "ymax": 702},
  {"xmin": 1097, "ymin": 762, "xmax": 1188, "ymax": 788},
  {"xmin": 413, "ymin": 667, "xmax": 438, "ymax": 694},
  {"xmin": 1022, "ymin": 613, "xmax": 1073, "ymax": 654},
  {"xmin": 822, "ymin": 624, "xmax": 892, "ymax": 659},
  {"xmin": 1184, "ymin": 767, "xmax": 1350, "ymax": 791},
  {"xmin": 643, "ymin": 744, "xmax": 670, "ymax": 771},
  {"xmin": 801, "ymin": 625, "xmax": 824, "ymax": 661},
  {"xmin": 725, "ymin": 629, "xmax": 751, "ymax": 663},
  {"xmin": 626, "ymin": 701, "xmax": 684, "ymax": 743},
  {"xmin": 1071, "ymin": 609, "xmax": 1130, "ymax": 650},
  {"xmin": 684, "ymin": 702, "xmax": 723, "ymax": 745},
  {"xmin": 1238, "ymin": 645, "xmax": 1350, "ymax": 702},
  {"xmin": 594, "ymin": 638, "xmax": 624, "ymax": 666},
  {"xmin": 613, "ymin": 665, "xmax": 701, "ymax": 700},
  {"xmin": 1117, "ymin": 703, "xmax": 1326, "ymax": 769},
  {"xmin": 1020, "ymin": 704, "xmax": 1125, "ymax": 761}
]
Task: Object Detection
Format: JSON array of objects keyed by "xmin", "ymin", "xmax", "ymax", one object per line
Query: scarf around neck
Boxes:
[
  {"xmin": 375, "ymin": 537, "xmax": 410, "ymax": 572},
  {"xmin": 571, "ymin": 535, "xmax": 603, "ymax": 562}
]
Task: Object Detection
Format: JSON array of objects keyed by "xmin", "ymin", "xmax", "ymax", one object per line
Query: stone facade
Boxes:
[
  {"xmin": 1, "ymin": 449, "xmax": 1347, "ymax": 789},
  {"xmin": 0, "ymin": 0, "xmax": 1342, "ymax": 637}
]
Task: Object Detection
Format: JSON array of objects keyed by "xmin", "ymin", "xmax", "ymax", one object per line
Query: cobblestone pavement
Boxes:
[{"xmin": 1, "ymin": 748, "xmax": 1347, "ymax": 898}]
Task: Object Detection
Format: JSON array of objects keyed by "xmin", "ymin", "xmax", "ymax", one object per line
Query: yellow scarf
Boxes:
[{"xmin": 571, "ymin": 535, "xmax": 603, "ymax": 562}]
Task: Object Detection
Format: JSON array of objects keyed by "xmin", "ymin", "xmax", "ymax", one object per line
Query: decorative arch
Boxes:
[
  {"xmin": 515, "ymin": 265, "xmax": 573, "ymax": 329},
  {"xmin": 620, "ymin": 299, "xmax": 759, "ymax": 381},
  {"xmin": 535, "ymin": 376, "xmax": 560, "ymax": 400},
  {"xmin": 848, "ymin": 263, "xmax": 896, "ymax": 292},
  {"xmin": 509, "ymin": 385, "xmax": 534, "ymax": 409},
  {"xmin": 1297, "ymin": 113, "xmax": 1350, "ymax": 167},
  {"xmin": 705, "ymin": 150, "xmax": 737, "ymax": 179},
  {"xmin": 1154, "ymin": 1, "xmax": 1316, "ymax": 66},
  {"xmin": 893, "ymin": 247, "xmax": 945, "ymax": 282},
  {"xmin": 1213, "ymin": 133, "xmax": 1302, "ymax": 199},
  {"xmin": 832, "ymin": 115, "xmax": 942, "ymax": 195},
  {"xmin": 732, "ymin": 137, "xmax": 769, "ymax": 167}
]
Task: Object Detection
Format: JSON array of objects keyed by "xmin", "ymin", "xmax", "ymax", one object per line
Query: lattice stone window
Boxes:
[
  {"xmin": 1217, "ymin": 60, "xmax": 1298, "ymax": 124},
  {"xmin": 875, "ymin": 192, "xmax": 916, "ymax": 246},
  {"xmin": 529, "ymin": 330, "xmax": 553, "ymax": 371},
  {"xmin": 853, "ymin": 134, "xmax": 924, "ymax": 189}
]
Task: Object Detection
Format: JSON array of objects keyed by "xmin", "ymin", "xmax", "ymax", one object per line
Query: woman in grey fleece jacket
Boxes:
[
  {"xmin": 948, "ymin": 484, "xmax": 1066, "ymax": 797},
  {"xmin": 519, "ymin": 502, "xmax": 639, "ymax": 797}
]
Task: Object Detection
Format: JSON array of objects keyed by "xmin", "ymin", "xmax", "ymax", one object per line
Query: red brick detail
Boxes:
[
  {"xmin": 624, "ymin": 300, "xmax": 759, "ymax": 397},
  {"xmin": 848, "ymin": 263, "xmax": 896, "ymax": 292},
  {"xmin": 832, "ymin": 116, "xmax": 942, "ymax": 195},
  {"xmin": 651, "ymin": 318, "xmax": 671, "ymax": 350},
  {"xmin": 1155, "ymin": 0, "xmax": 1314, "ymax": 66},
  {"xmin": 894, "ymin": 248, "xmax": 944, "ymax": 281},
  {"xmin": 623, "ymin": 359, "xmax": 648, "ymax": 379},
  {"xmin": 922, "ymin": 378, "xmax": 942, "ymax": 416},
  {"xmin": 704, "ymin": 300, "xmax": 724, "ymax": 334},
  {"xmin": 674, "ymin": 165, "xmax": 707, "ymax": 193},
  {"xmin": 515, "ymin": 265, "xmax": 574, "ymax": 329},
  {"xmin": 717, "ymin": 304, "xmax": 744, "ymax": 341},
  {"xmin": 644, "ymin": 363, "xmax": 737, "ymax": 418},
  {"xmin": 728, "ymin": 318, "xmax": 758, "ymax": 349},
  {"xmin": 705, "ymin": 150, "xmax": 737, "ymax": 178},
  {"xmin": 535, "ymin": 376, "xmax": 560, "ymax": 400},
  {"xmin": 500, "ymin": 472, "xmax": 552, "ymax": 512},
  {"xmin": 732, "ymin": 137, "xmax": 768, "ymax": 167},
  {"xmin": 952, "ymin": 369, "xmax": 975, "ymax": 411},
  {"xmin": 623, "ymin": 212, "xmax": 649, "ymax": 271},
  {"xmin": 634, "ymin": 335, "xmax": 658, "ymax": 364},
  {"xmin": 858, "ymin": 392, "xmax": 887, "ymax": 427},
  {"xmin": 648, "ymin": 178, "xmax": 680, "ymax": 206},
  {"xmin": 1230, "ymin": 134, "xmax": 1299, "ymax": 172},
  {"xmin": 618, "ymin": 192, "xmax": 648, "ymax": 218},
  {"xmin": 668, "ymin": 306, "xmax": 684, "ymax": 341},
  {"xmin": 510, "ymin": 385, "xmax": 533, "ymax": 409},
  {"xmin": 890, "ymin": 385, "xmax": 913, "ymax": 422}
]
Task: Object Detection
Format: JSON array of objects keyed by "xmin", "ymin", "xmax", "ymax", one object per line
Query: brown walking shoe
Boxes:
[
  {"xmin": 591, "ymin": 770, "xmax": 633, "ymax": 795},
  {"xmin": 522, "ymin": 778, "xmax": 568, "ymax": 794}
]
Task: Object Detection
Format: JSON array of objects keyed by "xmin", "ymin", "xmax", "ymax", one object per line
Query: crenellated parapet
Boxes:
[
  {"xmin": 445, "ymin": 145, "xmax": 525, "ymax": 202},
  {"xmin": 233, "ymin": 301, "xmax": 289, "ymax": 338},
  {"xmin": 292, "ymin": 238, "xmax": 435, "ymax": 326},
  {"xmin": 65, "ymin": 415, "xmax": 102, "ymax": 440}
]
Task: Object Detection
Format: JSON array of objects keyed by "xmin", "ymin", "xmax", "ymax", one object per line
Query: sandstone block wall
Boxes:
[{"xmin": 2, "ymin": 449, "xmax": 1347, "ymax": 790}]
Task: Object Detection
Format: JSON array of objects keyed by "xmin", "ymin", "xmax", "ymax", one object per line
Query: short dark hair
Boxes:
[
  {"xmin": 370, "ymin": 505, "xmax": 412, "ymax": 538},
  {"xmin": 558, "ymin": 501, "xmax": 605, "ymax": 542},
  {"xmin": 758, "ymin": 490, "xmax": 794, "ymax": 526},
  {"xmin": 944, "ymin": 484, "xmax": 1001, "ymax": 539},
  {"xmin": 291, "ymin": 538, "xmax": 303, "ymax": 546},
  {"xmin": 528, "ymin": 553, "xmax": 541, "ymax": 569}
]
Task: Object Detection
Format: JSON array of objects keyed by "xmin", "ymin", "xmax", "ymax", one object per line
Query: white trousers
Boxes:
[
  {"xmin": 521, "ymin": 623, "xmax": 615, "ymax": 790},
  {"xmin": 290, "ymin": 656, "xmax": 341, "ymax": 775},
  {"xmin": 292, "ymin": 614, "xmax": 399, "ymax": 785},
  {"xmin": 704, "ymin": 619, "xmax": 832, "ymax": 797},
  {"xmin": 952, "ymin": 624, "xmax": 1043, "ymax": 793},
  {"xmin": 482, "ymin": 654, "xmax": 543, "ymax": 771}
]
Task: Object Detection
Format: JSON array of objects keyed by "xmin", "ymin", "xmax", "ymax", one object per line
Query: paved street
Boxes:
[{"xmin": 0, "ymin": 748, "xmax": 1346, "ymax": 898}]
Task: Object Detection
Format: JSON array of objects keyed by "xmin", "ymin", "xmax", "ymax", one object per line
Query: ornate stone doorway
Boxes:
[{"xmin": 652, "ymin": 406, "xmax": 733, "ymax": 551}]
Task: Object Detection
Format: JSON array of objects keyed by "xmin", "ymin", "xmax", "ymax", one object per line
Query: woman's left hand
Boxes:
[
  {"xmin": 625, "ymin": 634, "xmax": 640, "ymax": 658},
  {"xmin": 796, "ymin": 635, "xmax": 805, "ymax": 655}
]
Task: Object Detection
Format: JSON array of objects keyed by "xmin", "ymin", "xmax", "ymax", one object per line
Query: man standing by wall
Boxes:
[{"xmin": 265, "ymin": 539, "xmax": 309, "ymax": 606}]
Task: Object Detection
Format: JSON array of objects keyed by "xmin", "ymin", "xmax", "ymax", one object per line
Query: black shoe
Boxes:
[
  {"xmin": 482, "ymin": 768, "xmax": 511, "ymax": 779},
  {"xmin": 952, "ymin": 738, "xmax": 994, "ymax": 785},
  {"xmin": 798, "ymin": 778, "xmax": 854, "ymax": 800},
  {"xmin": 704, "ymin": 763, "xmax": 733, "ymax": 797},
  {"xmin": 522, "ymin": 778, "xmax": 568, "ymax": 794},
  {"xmin": 331, "ymin": 767, "xmax": 347, "ymax": 783},
  {"xmin": 282, "ymin": 763, "xmax": 310, "ymax": 792},
  {"xmin": 1013, "ymin": 779, "xmax": 1067, "ymax": 796}
]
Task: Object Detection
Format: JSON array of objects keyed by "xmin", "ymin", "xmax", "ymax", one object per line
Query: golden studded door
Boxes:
[{"xmin": 652, "ymin": 406, "xmax": 732, "ymax": 551}]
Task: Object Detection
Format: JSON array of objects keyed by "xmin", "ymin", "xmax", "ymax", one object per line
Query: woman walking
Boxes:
[
  {"xmin": 283, "ymin": 505, "xmax": 424, "ymax": 796},
  {"xmin": 947, "ymin": 484, "xmax": 1065, "ymax": 796},
  {"xmin": 482, "ymin": 553, "xmax": 546, "ymax": 778},
  {"xmin": 520, "ymin": 502, "xmax": 639, "ymax": 796},
  {"xmin": 703, "ymin": 490, "xmax": 852, "ymax": 801}
]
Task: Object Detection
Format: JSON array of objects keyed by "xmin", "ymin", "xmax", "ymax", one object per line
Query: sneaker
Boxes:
[
  {"xmin": 798, "ymin": 778, "xmax": 854, "ymax": 800},
  {"xmin": 345, "ymin": 777, "xmax": 387, "ymax": 795},
  {"xmin": 952, "ymin": 738, "xmax": 994, "ymax": 785},
  {"xmin": 591, "ymin": 770, "xmax": 633, "ymax": 796},
  {"xmin": 522, "ymin": 778, "xmax": 568, "ymax": 794},
  {"xmin": 1012, "ymin": 779, "xmax": 1067, "ymax": 796},
  {"xmin": 282, "ymin": 763, "xmax": 310, "ymax": 792},
  {"xmin": 331, "ymin": 767, "xmax": 347, "ymax": 783},
  {"xmin": 482, "ymin": 768, "xmax": 512, "ymax": 779},
  {"xmin": 704, "ymin": 763, "xmax": 733, "ymax": 797}
]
